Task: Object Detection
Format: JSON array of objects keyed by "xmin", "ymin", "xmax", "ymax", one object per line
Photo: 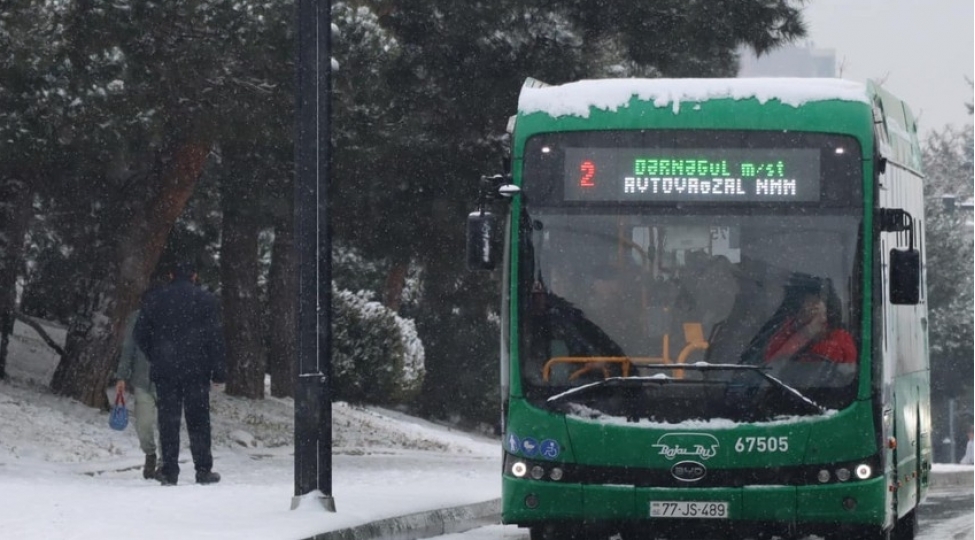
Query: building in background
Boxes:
[
  {"xmin": 941, "ymin": 195, "xmax": 975, "ymax": 232},
  {"xmin": 739, "ymin": 43, "xmax": 837, "ymax": 78}
]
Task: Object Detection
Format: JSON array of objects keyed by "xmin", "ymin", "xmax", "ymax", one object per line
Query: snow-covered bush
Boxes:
[{"xmin": 331, "ymin": 286, "xmax": 424, "ymax": 405}]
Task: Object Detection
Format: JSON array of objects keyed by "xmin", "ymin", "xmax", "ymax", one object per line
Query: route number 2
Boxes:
[
  {"xmin": 579, "ymin": 160, "xmax": 596, "ymax": 187},
  {"xmin": 734, "ymin": 436, "xmax": 789, "ymax": 453}
]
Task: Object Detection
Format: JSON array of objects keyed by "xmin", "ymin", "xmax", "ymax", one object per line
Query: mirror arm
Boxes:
[
  {"xmin": 877, "ymin": 208, "xmax": 915, "ymax": 250},
  {"xmin": 477, "ymin": 174, "xmax": 519, "ymax": 212},
  {"xmin": 877, "ymin": 208, "xmax": 912, "ymax": 233}
]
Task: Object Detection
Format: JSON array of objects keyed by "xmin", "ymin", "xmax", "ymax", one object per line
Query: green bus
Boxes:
[{"xmin": 467, "ymin": 78, "xmax": 931, "ymax": 540}]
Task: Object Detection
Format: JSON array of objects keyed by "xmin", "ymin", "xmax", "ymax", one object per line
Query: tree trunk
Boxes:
[
  {"xmin": 54, "ymin": 282, "xmax": 119, "ymax": 407},
  {"xmin": 15, "ymin": 312, "xmax": 65, "ymax": 356},
  {"xmin": 220, "ymin": 201, "xmax": 265, "ymax": 399},
  {"xmin": 0, "ymin": 178, "xmax": 33, "ymax": 379},
  {"xmin": 267, "ymin": 211, "xmax": 296, "ymax": 398},
  {"xmin": 267, "ymin": 221, "xmax": 296, "ymax": 398},
  {"xmin": 50, "ymin": 139, "xmax": 209, "ymax": 408},
  {"xmin": 383, "ymin": 260, "xmax": 409, "ymax": 312}
]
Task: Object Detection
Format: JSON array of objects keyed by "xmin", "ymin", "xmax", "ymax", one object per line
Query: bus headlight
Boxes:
[
  {"xmin": 855, "ymin": 464, "xmax": 872, "ymax": 480},
  {"xmin": 530, "ymin": 466, "xmax": 546, "ymax": 480},
  {"xmin": 511, "ymin": 461, "xmax": 528, "ymax": 478},
  {"xmin": 549, "ymin": 467, "xmax": 564, "ymax": 481},
  {"xmin": 817, "ymin": 469, "xmax": 831, "ymax": 483},
  {"xmin": 835, "ymin": 468, "xmax": 851, "ymax": 482}
]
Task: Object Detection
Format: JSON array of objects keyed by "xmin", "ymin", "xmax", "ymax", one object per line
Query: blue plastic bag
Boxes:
[{"xmin": 109, "ymin": 391, "xmax": 128, "ymax": 431}]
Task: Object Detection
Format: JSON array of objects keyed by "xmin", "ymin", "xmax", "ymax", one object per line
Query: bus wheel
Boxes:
[
  {"xmin": 529, "ymin": 525, "xmax": 573, "ymax": 540},
  {"xmin": 528, "ymin": 526, "xmax": 551, "ymax": 540},
  {"xmin": 529, "ymin": 524, "xmax": 600, "ymax": 540},
  {"xmin": 893, "ymin": 510, "xmax": 918, "ymax": 540},
  {"xmin": 841, "ymin": 526, "xmax": 891, "ymax": 540}
]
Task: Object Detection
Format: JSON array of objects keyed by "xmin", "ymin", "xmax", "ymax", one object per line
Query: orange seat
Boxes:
[
  {"xmin": 540, "ymin": 323, "xmax": 708, "ymax": 382},
  {"xmin": 674, "ymin": 322, "xmax": 709, "ymax": 378},
  {"xmin": 542, "ymin": 356, "xmax": 632, "ymax": 381}
]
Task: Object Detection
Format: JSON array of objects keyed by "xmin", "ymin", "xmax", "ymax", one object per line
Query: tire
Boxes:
[
  {"xmin": 826, "ymin": 524, "xmax": 891, "ymax": 540},
  {"xmin": 529, "ymin": 526, "xmax": 552, "ymax": 540},
  {"xmin": 844, "ymin": 526, "xmax": 892, "ymax": 540},
  {"xmin": 893, "ymin": 509, "xmax": 918, "ymax": 540},
  {"xmin": 530, "ymin": 524, "xmax": 610, "ymax": 540},
  {"xmin": 530, "ymin": 525, "xmax": 583, "ymax": 540}
]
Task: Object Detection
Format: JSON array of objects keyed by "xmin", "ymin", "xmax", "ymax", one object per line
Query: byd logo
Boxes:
[
  {"xmin": 671, "ymin": 461, "xmax": 707, "ymax": 482},
  {"xmin": 652, "ymin": 433, "xmax": 720, "ymax": 461}
]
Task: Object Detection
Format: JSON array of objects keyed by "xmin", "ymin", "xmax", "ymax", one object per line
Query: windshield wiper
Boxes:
[
  {"xmin": 712, "ymin": 364, "xmax": 826, "ymax": 414},
  {"xmin": 688, "ymin": 363, "xmax": 826, "ymax": 414},
  {"xmin": 547, "ymin": 376, "xmax": 668, "ymax": 404},
  {"xmin": 546, "ymin": 363, "xmax": 825, "ymax": 415}
]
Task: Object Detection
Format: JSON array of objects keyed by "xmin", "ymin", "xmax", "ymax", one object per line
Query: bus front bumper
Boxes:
[{"xmin": 502, "ymin": 475, "xmax": 889, "ymax": 535}]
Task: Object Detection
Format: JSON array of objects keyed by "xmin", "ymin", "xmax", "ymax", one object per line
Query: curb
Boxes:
[
  {"xmin": 302, "ymin": 499, "xmax": 500, "ymax": 540},
  {"xmin": 930, "ymin": 469, "xmax": 974, "ymax": 489}
]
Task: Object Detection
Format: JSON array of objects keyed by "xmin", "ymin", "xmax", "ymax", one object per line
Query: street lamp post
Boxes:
[{"xmin": 292, "ymin": 0, "xmax": 334, "ymax": 512}]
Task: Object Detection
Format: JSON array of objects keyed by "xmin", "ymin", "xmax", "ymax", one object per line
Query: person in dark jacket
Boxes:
[{"xmin": 135, "ymin": 261, "xmax": 226, "ymax": 486}]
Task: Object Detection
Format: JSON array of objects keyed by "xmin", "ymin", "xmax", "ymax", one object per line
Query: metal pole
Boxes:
[
  {"xmin": 948, "ymin": 398, "xmax": 957, "ymax": 464},
  {"xmin": 293, "ymin": 0, "xmax": 334, "ymax": 512}
]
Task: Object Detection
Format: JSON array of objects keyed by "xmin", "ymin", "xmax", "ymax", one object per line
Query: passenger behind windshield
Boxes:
[
  {"xmin": 582, "ymin": 264, "xmax": 647, "ymax": 357},
  {"xmin": 763, "ymin": 286, "xmax": 856, "ymax": 364},
  {"xmin": 529, "ymin": 263, "xmax": 646, "ymax": 384}
]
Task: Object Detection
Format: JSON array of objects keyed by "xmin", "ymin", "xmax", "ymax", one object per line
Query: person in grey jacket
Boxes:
[{"xmin": 114, "ymin": 307, "xmax": 159, "ymax": 479}]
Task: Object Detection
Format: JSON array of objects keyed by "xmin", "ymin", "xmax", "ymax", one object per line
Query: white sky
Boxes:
[{"xmin": 801, "ymin": 0, "xmax": 974, "ymax": 135}]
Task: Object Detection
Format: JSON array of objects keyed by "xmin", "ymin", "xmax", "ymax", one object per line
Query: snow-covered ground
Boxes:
[{"xmin": 0, "ymin": 319, "xmax": 500, "ymax": 540}]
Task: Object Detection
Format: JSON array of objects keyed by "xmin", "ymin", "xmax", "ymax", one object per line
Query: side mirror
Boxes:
[
  {"xmin": 466, "ymin": 211, "xmax": 499, "ymax": 271},
  {"xmin": 889, "ymin": 248, "xmax": 920, "ymax": 305}
]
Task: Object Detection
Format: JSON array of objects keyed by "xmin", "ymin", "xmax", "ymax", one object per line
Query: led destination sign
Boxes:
[{"xmin": 563, "ymin": 148, "xmax": 821, "ymax": 202}]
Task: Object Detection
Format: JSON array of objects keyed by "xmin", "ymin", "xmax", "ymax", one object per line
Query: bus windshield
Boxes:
[{"xmin": 518, "ymin": 209, "xmax": 862, "ymax": 421}]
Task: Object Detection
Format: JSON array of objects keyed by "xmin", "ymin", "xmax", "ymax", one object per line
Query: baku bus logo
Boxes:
[{"xmin": 652, "ymin": 433, "xmax": 720, "ymax": 461}]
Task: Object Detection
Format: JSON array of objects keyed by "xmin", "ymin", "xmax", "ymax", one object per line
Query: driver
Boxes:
[
  {"xmin": 559, "ymin": 263, "xmax": 645, "ymax": 380},
  {"xmin": 763, "ymin": 290, "xmax": 856, "ymax": 364}
]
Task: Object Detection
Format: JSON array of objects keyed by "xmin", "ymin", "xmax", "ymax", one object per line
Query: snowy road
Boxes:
[{"xmin": 435, "ymin": 487, "xmax": 974, "ymax": 540}]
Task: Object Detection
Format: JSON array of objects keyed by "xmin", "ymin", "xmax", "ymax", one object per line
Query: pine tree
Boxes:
[
  {"xmin": 39, "ymin": 0, "xmax": 292, "ymax": 407},
  {"xmin": 922, "ymin": 125, "xmax": 974, "ymax": 422},
  {"xmin": 0, "ymin": 0, "xmax": 65, "ymax": 378}
]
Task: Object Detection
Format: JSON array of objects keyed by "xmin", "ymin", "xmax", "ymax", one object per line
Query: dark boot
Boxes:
[
  {"xmin": 154, "ymin": 468, "xmax": 177, "ymax": 486},
  {"xmin": 143, "ymin": 454, "xmax": 157, "ymax": 480},
  {"xmin": 195, "ymin": 471, "xmax": 221, "ymax": 485}
]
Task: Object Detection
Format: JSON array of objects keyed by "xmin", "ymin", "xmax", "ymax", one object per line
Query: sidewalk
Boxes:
[{"xmin": 0, "ymin": 437, "xmax": 501, "ymax": 540}]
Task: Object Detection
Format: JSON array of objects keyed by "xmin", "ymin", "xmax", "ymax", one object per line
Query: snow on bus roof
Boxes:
[{"xmin": 518, "ymin": 77, "xmax": 869, "ymax": 118}]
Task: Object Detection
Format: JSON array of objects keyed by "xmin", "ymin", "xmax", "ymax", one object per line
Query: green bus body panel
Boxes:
[
  {"xmin": 505, "ymin": 397, "xmax": 879, "ymax": 470},
  {"xmin": 503, "ymin": 397, "xmax": 890, "ymax": 526},
  {"xmin": 500, "ymin": 80, "xmax": 929, "ymax": 532}
]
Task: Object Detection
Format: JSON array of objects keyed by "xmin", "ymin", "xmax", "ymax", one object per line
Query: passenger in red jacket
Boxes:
[{"xmin": 764, "ymin": 291, "xmax": 856, "ymax": 364}]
